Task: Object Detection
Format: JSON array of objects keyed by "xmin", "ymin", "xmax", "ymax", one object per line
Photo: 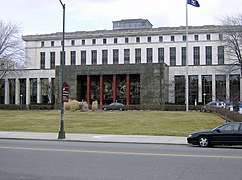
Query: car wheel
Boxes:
[
  {"xmin": 103, "ymin": 107, "xmax": 107, "ymax": 111},
  {"xmin": 198, "ymin": 136, "xmax": 210, "ymax": 147},
  {"xmin": 119, "ymin": 107, "xmax": 123, "ymax": 111}
]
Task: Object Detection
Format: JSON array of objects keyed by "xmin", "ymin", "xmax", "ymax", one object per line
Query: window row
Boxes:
[
  {"xmin": 40, "ymin": 34, "xmax": 224, "ymax": 47},
  {"xmin": 40, "ymin": 46, "xmax": 224, "ymax": 69},
  {"xmin": 175, "ymin": 74, "xmax": 240, "ymax": 105}
]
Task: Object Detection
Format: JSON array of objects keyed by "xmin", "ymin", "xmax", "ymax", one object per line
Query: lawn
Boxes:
[{"xmin": 0, "ymin": 110, "xmax": 226, "ymax": 136}]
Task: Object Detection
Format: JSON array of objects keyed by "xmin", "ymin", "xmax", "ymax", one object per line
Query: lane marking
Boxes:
[{"xmin": 0, "ymin": 146, "xmax": 242, "ymax": 159}]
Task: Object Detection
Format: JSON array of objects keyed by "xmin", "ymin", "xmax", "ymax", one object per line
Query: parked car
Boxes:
[
  {"xmin": 102, "ymin": 102, "xmax": 124, "ymax": 111},
  {"xmin": 187, "ymin": 122, "xmax": 242, "ymax": 147},
  {"xmin": 200, "ymin": 101, "xmax": 224, "ymax": 112}
]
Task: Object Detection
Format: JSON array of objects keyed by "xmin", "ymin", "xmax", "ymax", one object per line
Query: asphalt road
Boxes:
[{"xmin": 0, "ymin": 139, "xmax": 242, "ymax": 180}]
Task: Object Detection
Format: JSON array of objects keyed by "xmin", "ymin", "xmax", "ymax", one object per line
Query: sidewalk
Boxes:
[{"xmin": 0, "ymin": 131, "xmax": 187, "ymax": 145}]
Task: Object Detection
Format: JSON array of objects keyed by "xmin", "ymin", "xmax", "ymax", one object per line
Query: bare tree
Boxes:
[
  {"xmin": 219, "ymin": 14, "xmax": 242, "ymax": 76},
  {"xmin": 0, "ymin": 20, "xmax": 25, "ymax": 87}
]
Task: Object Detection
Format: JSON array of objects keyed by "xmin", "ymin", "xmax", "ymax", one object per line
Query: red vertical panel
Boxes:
[
  {"xmin": 113, "ymin": 75, "xmax": 117, "ymax": 103},
  {"xmin": 100, "ymin": 75, "xmax": 104, "ymax": 105},
  {"xmin": 126, "ymin": 74, "xmax": 130, "ymax": 105},
  {"xmin": 87, "ymin": 75, "xmax": 91, "ymax": 105}
]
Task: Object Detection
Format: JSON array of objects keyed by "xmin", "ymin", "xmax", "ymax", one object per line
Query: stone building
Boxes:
[{"xmin": 0, "ymin": 19, "xmax": 241, "ymax": 106}]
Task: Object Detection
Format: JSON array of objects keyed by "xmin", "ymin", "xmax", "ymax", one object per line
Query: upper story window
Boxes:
[
  {"xmin": 147, "ymin": 36, "xmax": 151, "ymax": 42},
  {"xmin": 182, "ymin": 35, "xmax": 187, "ymax": 42},
  {"xmin": 113, "ymin": 49, "xmax": 119, "ymax": 64},
  {"xmin": 51, "ymin": 41, "xmax": 55, "ymax": 47},
  {"xmin": 218, "ymin": 46, "xmax": 224, "ymax": 65},
  {"xmin": 114, "ymin": 38, "xmax": 118, "ymax": 44},
  {"xmin": 205, "ymin": 46, "xmax": 212, "ymax": 65},
  {"xmin": 171, "ymin": 36, "xmax": 175, "ymax": 42},
  {"xmin": 91, "ymin": 50, "xmax": 97, "ymax": 65},
  {"xmin": 159, "ymin": 36, "xmax": 163, "ymax": 42},
  {"xmin": 194, "ymin": 35, "xmax": 199, "ymax": 41},
  {"xmin": 102, "ymin": 50, "xmax": 108, "ymax": 64},
  {"xmin": 40, "ymin": 52, "xmax": 45, "ymax": 69},
  {"xmin": 70, "ymin": 51, "xmax": 76, "ymax": 65},
  {"xmin": 146, "ymin": 48, "xmax": 153, "ymax": 63},
  {"xmin": 103, "ymin": 39, "xmax": 107, "ymax": 44},
  {"xmin": 92, "ymin": 39, "xmax": 96, "ymax": 45},
  {"xmin": 71, "ymin": 40, "xmax": 75, "ymax": 46},
  {"xmin": 82, "ymin": 39, "xmax": 85, "ymax": 45},
  {"xmin": 50, "ymin": 52, "xmax": 55, "ymax": 69},
  {"xmin": 136, "ymin": 37, "xmax": 140, "ymax": 43},
  {"xmin": 158, "ymin": 48, "xmax": 164, "ymax": 63},
  {"xmin": 41, "ymin": 41, "xmax": 45, "ymax": 47},
  {"xmin": 206, "ymin": 34, "xmax": 211, "ymax": 41},
  {"xmin": 124, "ymin": 49, "xmax": 130, "ymax": 64},
  {"xmin": 81, "ymin": 50, "xmax": 86, "ymax": 65},
  {"xmin": 170, "ymin": 47, "xmax": 176, "ymax": 66},
  {"xmin": 125, "ymin": 37, "xmax": 129, "ymax": 43},
  {"xmin": 193, "ymin": 46, "xmax": 200, "ymax": 65},
  {"xmin": 219, "ymin": 34, "xmax": 223, "ymax": 41},
  {"xmin": 135, "ymin": 48, "xmax": 141, "ymax": 64}
]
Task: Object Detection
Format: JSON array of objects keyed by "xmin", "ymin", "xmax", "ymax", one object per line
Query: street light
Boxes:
[
  {"xmin": 58, "ymin": 0, "xmax": 66, "ymax": 139},
  {"xmin": 203, "ymin": 93, "xmax": 206, "ymax": 106}
]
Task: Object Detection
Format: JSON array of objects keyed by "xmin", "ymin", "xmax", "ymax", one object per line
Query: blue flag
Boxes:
[{"xmin": 187, "ymin": 0, "xmax": 200, "ymax": 7}]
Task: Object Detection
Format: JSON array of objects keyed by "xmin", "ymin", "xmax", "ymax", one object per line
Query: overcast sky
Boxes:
[{"xmin": 1, "ymin": 0, "xmax": 242, "ymax": 35}]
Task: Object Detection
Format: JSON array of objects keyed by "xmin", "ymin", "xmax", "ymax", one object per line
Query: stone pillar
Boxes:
[
  {"xmin": 226, "ymin": 74, "xmax": 230, "ymax": 101},
  {"xmin": 26, "ymin": 78, "xmax": 30, "ymax": 105},
  {"xmin": 100, "ymin": 75, "xmax": 104, "ymax": 105},
  {"xmin": 212, "ymin": 74, "xmax": 216, "ymax": 101},
  {"xmin": 126, "ymin": 74, "xmax": 130, "ymax": 105},
  {"xmin": 113, "ymin": 74, "xmax": 117, "ymax": 102},
  {"xmin": 4, "ymin": 79, "xmax": 9, "ymax": 104},
  {"xmin": 87, "ymin": 75, "xmax": 91, "ymax": 105},
  {"xmin": 48, "ymin": 78, "xmax": 52, "ymax": 104},
  {"xmin": 37, "ymin": 78, "xmax": 41, "ymax": 104},
  {"xmin": 15, "ymin": 78, "xmax": 20, "ymax": 105},
  {"xmin": 198, "ymin": 75, "xmax": 202, "ymax": 103}
]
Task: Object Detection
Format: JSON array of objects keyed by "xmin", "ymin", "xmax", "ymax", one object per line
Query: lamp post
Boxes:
[
  {"xmin": 203, "ymin": 93, "xmax": 206, "ymax": 106},
  {"xmin": 58, "ymin": 0, "xmax": 65, "ymax": 139}
]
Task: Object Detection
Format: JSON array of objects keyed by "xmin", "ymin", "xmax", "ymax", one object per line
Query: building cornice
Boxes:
[{"xmin": 22, "ymin": 25, "xmax": 223, "ymax": 41}]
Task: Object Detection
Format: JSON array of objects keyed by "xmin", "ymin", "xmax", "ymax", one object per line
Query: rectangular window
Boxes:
[
  {"xmin": 189, "ymin": 75, "xmax": 199, "ymax": 105},
  {"xmin": 60, "ymin": 51, "xmax": 65, "ymax": 65},
  {"xmin": 71, "ymin": 40, "xmax": 75, "ymax": 46},
  {"xmin": 91, "ymin": 50, "xmax": 97, "ymax": 65},
  {"xmin": 102, "ymin": 50, "xmax": 108, "ymax": 64},
  {"xmin": 113, "ymin": 49, "xmax": 119, "ymax": 64},
  {"xmin": 70, "ymin": 51, "xmax": 76, "ymax": 65},
  {"xmin": 216, "ymin": 75, "xmax": 226, "ymax": 101},
  {"xmin": 194, "ymin": 35, "xmax": 199, "ymax": 41},
  {"xmin": 125, "ymin": 37, "xmax": 129, "ymax": 43},
  {"xmin": 147, "ymin": 36, "xmax": 151, "ymax": 42},
  {"xmin": 103, "ymin": 39, "xmax": 107, "ymax": 44},
  {"xmin": 230, "ymin": 74, "xmax": 240, "ymax": 103},
  {"xmin": 136, "ymin": 37, "xmax": 140, "ymax": 43},
  {"xmin": 92, "ymin": 39, "xmax": 96, "ymax": 45},
  {"xmin": 182, "ymin": 35, "xmax": 186, "ymax": 42},
  {"xmin": 114, "ymin": 38, "xmax": 118, "ymax": 44},
  {"xmin": 175, "ymin": 75, "xmax": 185, "ymax": 104},
  {"xmin": 159, "ymin": 36, "xmax": 163, "ymax": 42},
  {"xmin": 170, "ymin": 47, "xmax": 176, "ymax": 66},
  {"xmin": 206, "ymin": 34, "xmax": 211, "ymax": 41},
  {"xmin": 218, "ymin": 46, "xmax": 224, "ymax": 65},
  {"xmin": 202, "ymin": 75, "xmax": 212, "ymax": 104},
  {"xmin": 124, "ymin": 49, "xmax": 130, "ymax": 64},
  {"xmin": 181, "ymin": 47, "xmax": 186, "ymax": 66},
  {"xmin": 51, "ymin": 41, "xmax": 55, "ymax": 47},
  {"xmin": 193, "ymin": 46, "xmax": 200, "ymax": 65},
  {"xmin": 219, "ymin": 34, "xmax": 223, "ymax": 41},
  {"xmin": 146, "ymin": 48, "xmax": 153, "ymax": 63},
  {"xmin": 171, "ymin": 36, "xmax": 175, "ymax": 42},
  {"xmin": 50, "ymin": 52, "xmax": 55, "ymax": 69},
  {"xmin": 40, "ymin": 52, "xmax": 45, "ymax": 69},
  {"xmin": 158, "ymin": 48, "xmax": 164, "ymax": 63},
  {"xmin": 205, "ymin": 46, "xmax": 212, "ymax": 65},
  {"xmin": 135, "ymin": 48, "xmax": 141, "ymax": 64},
  {"xmin": 41, "ymin": 41, "xmax": 44, "ymax": 47},
  {"xmin": 81, "ymin": 50, "xmax": 86, "ymax": 65},
  {"xmin": 82, "ymin": 39, "xmax": 85, "ymax": 45}
]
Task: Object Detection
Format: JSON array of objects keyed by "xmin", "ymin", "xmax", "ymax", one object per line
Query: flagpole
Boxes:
[{"xmin": 185, "ymin": 0, "xmax": 189, "ymax": 112}]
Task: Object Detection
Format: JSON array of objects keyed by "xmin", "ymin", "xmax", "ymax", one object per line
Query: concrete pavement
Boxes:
[{"xmin": 0, "ymin": 131, "xmax": 187, "ymax": 145}]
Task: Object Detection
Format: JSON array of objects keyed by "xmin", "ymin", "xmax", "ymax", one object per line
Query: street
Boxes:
[{"xmin": 0, "ymin": 139, "xmax": 242, "ymax": 180}]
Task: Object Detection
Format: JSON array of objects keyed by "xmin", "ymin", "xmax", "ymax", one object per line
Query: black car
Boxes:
[
  {"xmin": 187, "ymin": 122, "xmax": 242, "ymax": 147},
  {"xmin": 102, "ymin": 102, "xmax": 125, "ymax": 111}
]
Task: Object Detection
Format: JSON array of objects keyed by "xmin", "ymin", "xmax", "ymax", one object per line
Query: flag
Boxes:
[{"xmin": 187, "ymin": 0, "xmax": 200, "ymax": 7}]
